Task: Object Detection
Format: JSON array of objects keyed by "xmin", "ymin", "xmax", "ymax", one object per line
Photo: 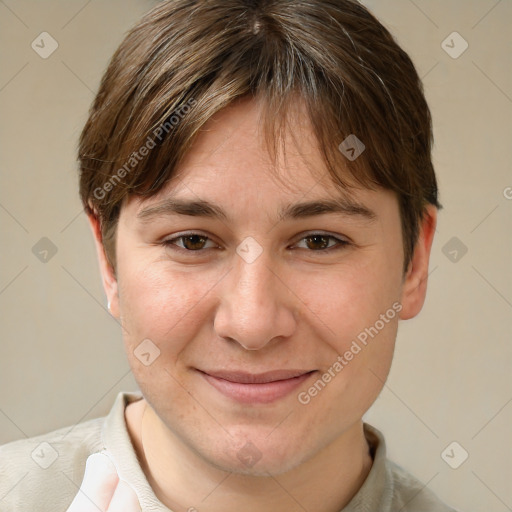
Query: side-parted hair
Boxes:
[{"xmin": 78, "ymin": 0, "xmax": 440, "ymax": 273}]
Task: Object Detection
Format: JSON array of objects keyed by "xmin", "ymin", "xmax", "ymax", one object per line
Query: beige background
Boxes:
[{"xmin": 0, "ymin": 1, "xmax": 511, "ymax": 510}]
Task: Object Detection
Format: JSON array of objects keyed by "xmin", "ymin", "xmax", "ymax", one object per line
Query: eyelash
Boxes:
[{"xmin": 161, "ymin": 232, "xmax": 350, "ymax": 255}]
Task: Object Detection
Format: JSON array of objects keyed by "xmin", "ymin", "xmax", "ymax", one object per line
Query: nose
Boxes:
[{"xmin": 213, "ymin": 251, "xmax": 298, "ymax": 350}]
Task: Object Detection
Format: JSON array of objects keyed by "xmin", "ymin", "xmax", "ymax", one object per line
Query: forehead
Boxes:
[
  {"xmin": 138, "ymin": 97, "xmax": 364, "ymax": 203},
  {"xmin": 181, "ymin": 97, "xmax": 320, "ymax": 183}
]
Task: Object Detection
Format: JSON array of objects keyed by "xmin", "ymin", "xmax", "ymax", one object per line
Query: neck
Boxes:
[{"xmin": 126, "ymin": 399, "xmax": 373, "ymax": 512}]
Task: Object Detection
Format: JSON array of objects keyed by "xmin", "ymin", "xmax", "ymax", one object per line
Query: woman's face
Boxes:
[{"xmin": 103, "ymin": 97, "xmax": 429, "ymax": 476}]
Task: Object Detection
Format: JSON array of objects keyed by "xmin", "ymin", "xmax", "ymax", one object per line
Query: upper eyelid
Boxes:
[
  {"xmin": 164, "ymin": 232, "xmax": 217, "ymax": 244},
  {"xmin": 164, "ymin": 230, "xmax": 347, "ymax": 240}
]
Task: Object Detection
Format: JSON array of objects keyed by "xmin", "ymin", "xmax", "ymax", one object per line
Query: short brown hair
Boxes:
[{"xmin": 78, "ymin": 0, "xmax": 440, "ymax": 273}]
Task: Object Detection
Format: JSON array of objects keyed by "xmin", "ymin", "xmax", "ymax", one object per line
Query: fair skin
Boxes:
[{"xmin": 87, "ymin": 97, "xmax": 436, "ymax": 512}]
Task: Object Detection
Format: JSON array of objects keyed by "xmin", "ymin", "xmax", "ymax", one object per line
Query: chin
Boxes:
[{"xmin": 196, "ymin": 431, "xmax": 314, "ymax": 477}]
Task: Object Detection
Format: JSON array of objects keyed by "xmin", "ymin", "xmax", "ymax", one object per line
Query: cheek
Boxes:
[
  {"xmin": 117, "ymin": 259, "xmax": 214, "ymax": 358},
  {"xmin": 292, "ymin": 257, "xmax": 402, "ymax": 346},
  {"xmin": 290, "ymin": 255, "xmax": 401, "ymax": 409},
  {"xmin": 116, "ymin": 262, "xmax": 219, "ymax": 412}
]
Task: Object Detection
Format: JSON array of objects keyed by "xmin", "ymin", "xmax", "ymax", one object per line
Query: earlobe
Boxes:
[
  {"xmin": 399, "ymin": 205, "xmax": 437, "ymax": 320},
  {"xmin": 86, "ymin": 210, "xmax": 119, "ymax": 318}
]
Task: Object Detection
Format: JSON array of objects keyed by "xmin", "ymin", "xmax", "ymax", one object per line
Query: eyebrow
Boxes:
[{"xmin": 136, "ymin": 197, "xmax": 377, "ymax": 223}]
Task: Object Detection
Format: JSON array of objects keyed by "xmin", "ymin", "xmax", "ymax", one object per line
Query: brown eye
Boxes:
[
  {"xmin": 304, "ymin": 235, "xmax": 331, "ymax": 250},
  {"xmin": 181, "ymin": 235, "xmax": 208, "ymax": 250}
]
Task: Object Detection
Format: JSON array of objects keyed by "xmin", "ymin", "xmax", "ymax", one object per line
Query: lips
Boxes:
[{"xmin": 198, "ymin": 369, "xmax": 316, "ymax": 404}]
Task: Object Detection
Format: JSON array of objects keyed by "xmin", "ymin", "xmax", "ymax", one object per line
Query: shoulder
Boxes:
[
  {"xmin": 358, "ymin": 423, "xmax": 461, "ymax": 512},
  {"xmin": 0, "ymin": 416, "xmax": 105, "ymax": 512},
  {"xmin": 386, "ymin": 459, "xmax": 460, "ymax": 512}
]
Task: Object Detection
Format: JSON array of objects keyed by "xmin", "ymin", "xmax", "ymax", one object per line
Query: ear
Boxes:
[
  {"xmin": 399, "ymin": 205, "xmax": 437, "ymax": 320},
  {"xmin": 86, "ymin": 210, "xmax": 120, "ymax": 319}
]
